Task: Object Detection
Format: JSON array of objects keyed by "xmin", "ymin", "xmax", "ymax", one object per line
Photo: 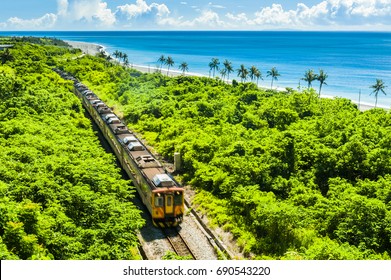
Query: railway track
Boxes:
[{"xmin": 163, "ymin": 228, "xmax": 196, "ymax": 259}]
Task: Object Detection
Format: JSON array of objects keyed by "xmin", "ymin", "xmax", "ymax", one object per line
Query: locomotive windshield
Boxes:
[
  {"xmin": 174, "ymin": 191, "xmax": 183, "ymax": 205},
  {"xmin": 154, "ymin": 196, "xmax": 164, "ymax": 207}
]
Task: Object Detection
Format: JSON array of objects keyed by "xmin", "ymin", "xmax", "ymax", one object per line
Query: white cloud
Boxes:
[
  {"xmin": 246, "ymin": 2, "xmax": 332, "ymax": 26},
  {"xmin": 253, "ymin": 4, "xmax": 295, "ymax": 25},
  {"xmin": 57, "ymin": 0, "xmax": 69, "ymax": 17},
  {"xmin": 226, "ymin": 0, "xmax": 391, "ymax": 29},
  {"xmin": 117, "ymin": 0, "xmax": 170, "ymax": 19},
  {"xmin": 158, "ymin": 10, "xmax": 227, "ymax": 29},
  {"xmin": 1, "ymin": 0, "xmax": 391, "ymax": 31},
  {"xmin": 71, "ymin": 0, "xmax": 116, "ymax": 26},
  {"xmin": 226, "ymin": 13, "xmax": 249, "ymax": 22},
  {"xmin": 192, "ymin": 10, "xmax": 226, "ymax": 26},
  {"xmin": 328, "ymin": 0, "xmax": 391, "ymax": 17},
  {"xmin": 208, "ymin": 2, "xmax": 226, "ymax": 9},
  {"xmin": 211, "ymin": 5, "xmax": 226, "ymax": 9},
  {"xmin": 7, "ymin": 13, "xmax": 57, "ymax": 29}
]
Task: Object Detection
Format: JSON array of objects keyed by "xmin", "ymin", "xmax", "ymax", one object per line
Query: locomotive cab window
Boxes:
[
  {"xmin": 166, "ymin": 196, "xmax": 172, "ymax": 206},
  {"xmin": 174, "ymin": 192, "xmax": 183, "ymax": 205},
  {"xmin": 155, "ymin": 196, "xmax": 164, "ymax": 207}
]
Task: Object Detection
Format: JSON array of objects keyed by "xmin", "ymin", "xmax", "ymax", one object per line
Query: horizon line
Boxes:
[{"xmin": 2, "ymin": 29, "xmax": 391, "ymax": 33}]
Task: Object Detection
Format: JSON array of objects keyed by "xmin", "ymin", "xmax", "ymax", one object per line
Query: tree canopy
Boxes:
[
  {"xmin": 5, "ymin": 36, "xmax": 390, "ymax": 260},
  {"xmin": 59, "ymin": 54, "xmax": 391, "ymax": 260},
  {"xmin": 0, "ymin": 38, "xmax": 144, "ymax": 260}
]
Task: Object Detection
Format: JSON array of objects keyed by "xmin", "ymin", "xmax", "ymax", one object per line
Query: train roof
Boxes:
[
  {"xmin": 128, "ymin": 150, "xmax": 149, "ymax": 159},
  {"xmin": 102, "ymin": 113, "xmax": 116, "ymax": 119},
  {"xmin": 142, "ymin": 168, "xmax": 168, "ymax": 187},
  {"xmin": 107, "ymin": 117, "xmax": 121, "ymax": 124},
  {"xmin": 121, "ymin": 135, "xmax": 137, "ymax": 143},
  {"xmin": 109, "ymin": 123, "xmax": 129, "ymax": 135},
  {"xmin": 117, "ymin": 133, "xmax": 134, "ymax": 144},
  {"xmin": 97, "ymin": 107, "xmax": 111, "ymax": 114},
  {"xmin": 135, "ymin": 155, "xmax": 162, "ymax": 169}
]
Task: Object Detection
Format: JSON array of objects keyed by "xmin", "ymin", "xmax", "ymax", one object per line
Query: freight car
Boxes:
[{"xmin": 54, "ymin": 69, "xmax": 184, "ymax": 227}]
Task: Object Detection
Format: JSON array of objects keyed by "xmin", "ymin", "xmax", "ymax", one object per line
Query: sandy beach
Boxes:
[
  {"xmin": 65, "ymin": 40, "xmax": 104, "ymax": 55},
  {"xmin": 129, "ymin": 63, "xmax": 207, "ymax": 79},
  {"xmin": 66, "ymin": 40, "xmax": 384, "ymax": 112}
]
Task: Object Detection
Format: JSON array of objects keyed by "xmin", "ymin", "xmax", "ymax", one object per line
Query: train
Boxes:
[{"xmin": 54, "ymin": 69, "xmax": 184, "ymax": 227}]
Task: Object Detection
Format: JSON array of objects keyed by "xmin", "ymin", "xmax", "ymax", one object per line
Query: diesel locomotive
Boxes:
[{"xmin": 54, "ymin": 69, "xmax": 184, "ymax": 227}]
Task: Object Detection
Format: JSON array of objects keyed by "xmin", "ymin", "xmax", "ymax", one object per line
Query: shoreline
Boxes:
[
  {"xmin": 65, "ymin": 40, "xmax": 104, "ymax": 55},
  {"xmin": 66, "ymin": 40, "xmax": 386, "ymax": 112}
]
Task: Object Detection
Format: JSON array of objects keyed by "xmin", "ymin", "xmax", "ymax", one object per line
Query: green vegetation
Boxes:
[
  {"xmin": 59, "ymin": 53, "xmax": 391, "ymax": 260},
  {"xmin": 112, "ymin": 50, "xmax": 129, "ymax": 66},
  {"xmin": 0, "ymin": 49, "xmax": 13, "ymax": 65},
  {"xmin": 1, "ymin": 36, "xmax": 71, "ymax": 48},
  {"xmin": 162, "ymin": 251, "xmax": 193, "ymax": 260},
  {"xmin": 4, "ymin": 38, "xmax": 389, "ymax": 260},
  {"xmin": 0, "ymin": 38, "xmax": 144, "ymax": 259}
]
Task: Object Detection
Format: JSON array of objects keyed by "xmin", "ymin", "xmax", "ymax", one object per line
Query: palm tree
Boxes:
[
  {"xmin": 220, "ymin": 68, "xmax": 227, "ymax": 81},
  {"xmin": 158, "ymin": 55, "xmax": 166, "ymax": 72},
  {"xmin": 302, "ymin": 69, "xmax": 317, "ymax": 89},
  {"xmin": 122, "ymin": 53, "xmax": 128, "ymax": 64},
  {"xmin": 165, "ymin": 56, "xmax": 174, "ymax": 76},
  {"xmin": 249, "ymin": 66, "xmax": 259, "ymax": 82},
  {"xmin": 317, "ymin": 69, "xmax": 328, "ymax": 96},
  {"xmin": 179, "ymin": 62, "xmax": 189, "ymax": 75},
  {"xmin": 223, "ymin": 59, "xmax": 234, "ymax": 82},
  {"xmin": 113, "ymin": 50, "xmax": 120, "ymax": 60},
  {"xmin": 209, "ymin": 58, "xmax": 220, "ymax": 78},
  {"xmin": 104, "ymin": 53, "xmax": 112, "ymax": 67},
  {"xmin": 98, "ymin": 49, "xmax": 107, "ymax": 59},
  {"xmin": 370, "ymin": 79, "xmax": 387, "ymax": 108},
  {"xmin": 124, "ymin": 58, "xmax": 129, "ymax": 68},
  {"xmin": 117, "ymin": 51, "xmax": 123, "ymax": 62},
  {"xmin": 254, "ymin": 70, "xmax": 263, "ymax": 86},
  {"xmin": 237, "ymin": 64, "xmax": 248, "ymax": 83},
  {"xmin": 267, "ymin": 67, "xmax": 280, "ymax": 89}
]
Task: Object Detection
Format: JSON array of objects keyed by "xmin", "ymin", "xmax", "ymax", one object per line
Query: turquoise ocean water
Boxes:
[{"xmin": 2, "ymin": 31, "xmax": 391, "ymax": 108}]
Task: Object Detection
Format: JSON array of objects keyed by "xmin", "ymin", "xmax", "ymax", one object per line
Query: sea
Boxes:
[{"xmin": 2, "ymin": 31, "xmax": 391, "ymax": 108}]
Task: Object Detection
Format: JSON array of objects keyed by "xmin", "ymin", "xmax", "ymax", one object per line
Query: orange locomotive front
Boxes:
[{"xmin": 151, "ymin": 181, "xmax": 184, "ymax": 227}]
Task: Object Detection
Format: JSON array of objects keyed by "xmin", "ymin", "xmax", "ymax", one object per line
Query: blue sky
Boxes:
[{"xmin": 1, "ymin": 0, "xmax": 391, "ymax": 30}]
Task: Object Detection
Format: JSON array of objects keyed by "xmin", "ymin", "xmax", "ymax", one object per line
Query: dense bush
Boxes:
[
  {"xmin": 60, "ymin": 48, "xmax": 391, "ymax": 260},
  {"xmin": 0, "ymin": 40, "xmax": 144, "ymax": 259}
]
